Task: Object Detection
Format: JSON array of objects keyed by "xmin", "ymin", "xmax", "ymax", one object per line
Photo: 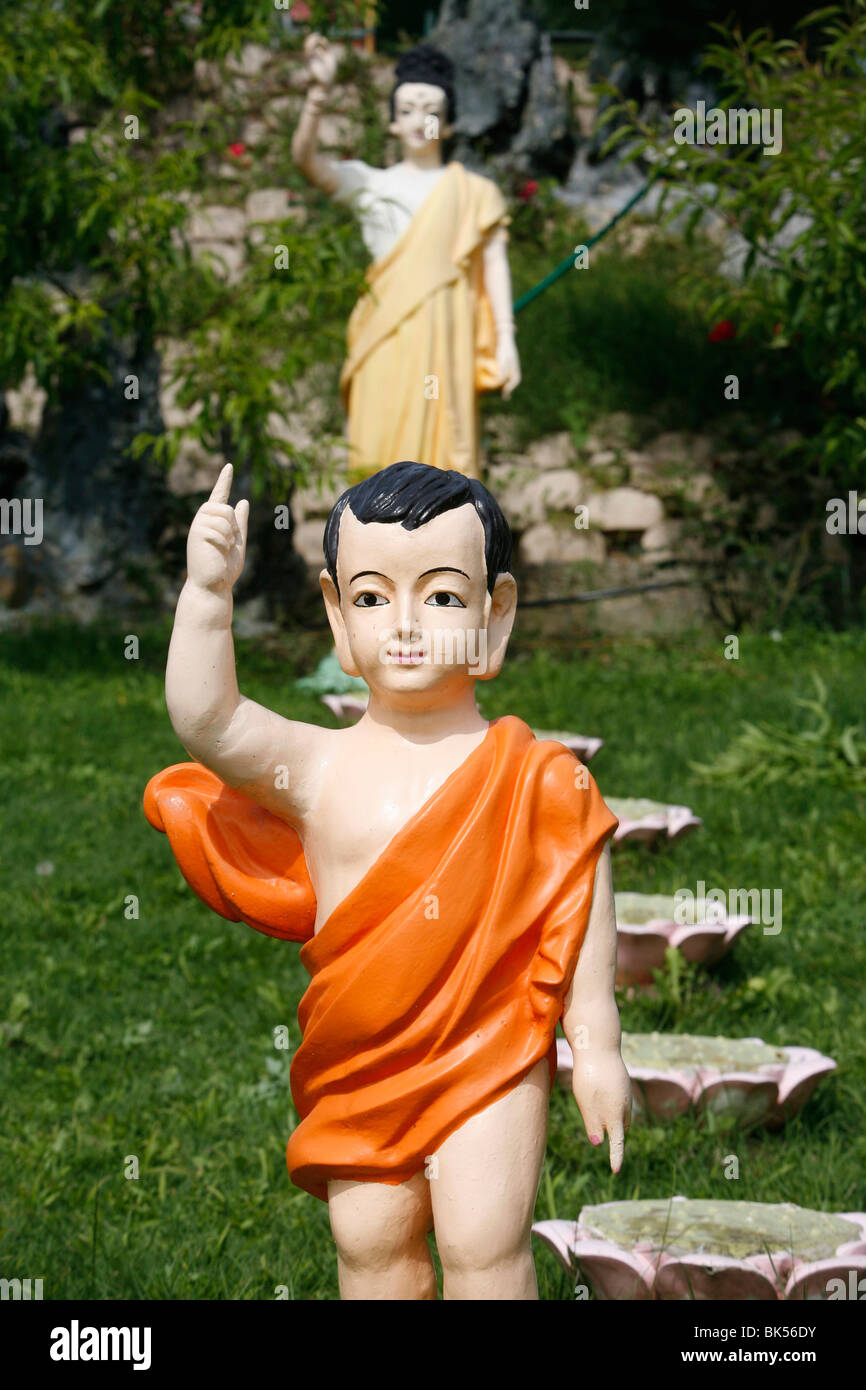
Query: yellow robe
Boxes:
[{"xmin": 338, "ymin": 161, "xmax": 511, "ymax": 482}]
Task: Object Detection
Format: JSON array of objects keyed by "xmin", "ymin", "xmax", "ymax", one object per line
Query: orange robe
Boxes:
[
  {"xmin": 144, "ymin": 716, "xmax": 617, "ymax": 1202},
  {"xmin": 338, "ymin": 161, "xmax": 510, "ymax": 482}
]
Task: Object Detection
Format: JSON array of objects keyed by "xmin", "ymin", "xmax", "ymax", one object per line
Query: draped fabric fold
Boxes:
[
  {"xmin": 143, "ymin": 764, "xmax": 316, "ymax": 942},
  {"xmin": 338, "ymin": 161, "xmax": 511, "ymax": 481},
  {"xmin": 143, "ymin": 716, "xmax": 618, "ymax": 1202}
]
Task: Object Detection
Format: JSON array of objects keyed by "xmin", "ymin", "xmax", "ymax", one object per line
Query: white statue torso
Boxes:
[{"xmin": 330, "ymin": 159, "xmax": 451, "ymax": 261}]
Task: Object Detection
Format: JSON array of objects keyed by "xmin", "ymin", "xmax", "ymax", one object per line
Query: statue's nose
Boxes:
[{"xmin": 394, "ymin": 598, "xmax": 422, "ymax": 640}]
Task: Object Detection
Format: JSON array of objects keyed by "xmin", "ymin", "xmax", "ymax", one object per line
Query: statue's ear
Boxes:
[
  {"xmin": 479, "ymin": 571, "xmax": 517, "ymax": 681},
  {"xmin": 320, "ymin": 569, "xmax": 361, "ymax": 678}
]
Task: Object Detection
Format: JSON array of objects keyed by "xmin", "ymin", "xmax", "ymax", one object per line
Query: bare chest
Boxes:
[{"xmin": 301, "ymin": 734, "xmax": 485, "ymax": 930}]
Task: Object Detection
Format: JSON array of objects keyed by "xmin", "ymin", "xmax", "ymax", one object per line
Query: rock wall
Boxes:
[
  {"xmin": 288, "ymin": 408, "xmax": 734, "ymax": 638},
  {"xmin": 1, "ymin": 32, "xmax": 734, "ymax": 633}
]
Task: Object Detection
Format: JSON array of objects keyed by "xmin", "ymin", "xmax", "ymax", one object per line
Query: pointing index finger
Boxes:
[
  {"xmin": 209, "ymin": 463, "xmax": 233, "ymax": 505},
  {"xmin": 608, "ymin": 1122, "xmax": 625, "ymax": 1175}
]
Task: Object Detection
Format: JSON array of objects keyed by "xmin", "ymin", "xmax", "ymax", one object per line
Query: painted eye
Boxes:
[
  {"xmin": 353, "ymin": 592, "xmax": 387, "ymax": 608},
  {"xmin": 425, "ymin": 592, "xmax": 465, "ymax": 608}
]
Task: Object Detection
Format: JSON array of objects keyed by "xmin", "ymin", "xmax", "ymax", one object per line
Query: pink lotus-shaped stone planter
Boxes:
[
  {"xmin": 533, "ymin": 1198, "xmax": 866, "ymax": 1300},
  {"xmin": 608, "ymin": 797, "xmax": 702, "ymax": 847},
  {"xmin": 531, "ymin": 730, "xmax": 603, "ymax": 763},
  {"xmin": 556, "ymin": 1033, "xmax": 837, "ymax": 1128},
  {"xmin": 614, "ymin": 892, "xmax": 749, "ymax": 985},
  {"xmin": 320, "ymin": 692, "xmax": 368, "ymax": 723}
]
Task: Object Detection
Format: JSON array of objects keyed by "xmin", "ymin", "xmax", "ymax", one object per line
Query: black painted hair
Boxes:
[
  {"xmin": 323, "ymin": 460, "xmax": 512, "ymax": 598},
  {"xmin": 388, "ymin": 43, "xmax": 456, "ymax": 128}
]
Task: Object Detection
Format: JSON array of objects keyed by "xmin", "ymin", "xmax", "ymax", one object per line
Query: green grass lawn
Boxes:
[{"xmin": 1, "ymin": 619, "xmax": 864, "ymax": 1300}]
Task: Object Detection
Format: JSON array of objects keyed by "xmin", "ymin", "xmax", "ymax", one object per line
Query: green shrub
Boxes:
[
  {"xmin": 0, "ymin": 0, "xmax": 370, "ymax": 498},
  {"xmin": 600, "ymin": 3, "xmax": 866, "ymax": 486},
  {"xmin": 593, "ymin": 2, "xmax": 866, "ymax": 621}
]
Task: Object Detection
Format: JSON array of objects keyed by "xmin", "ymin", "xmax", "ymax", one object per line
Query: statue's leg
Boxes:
[
  {"xmin": 327, "ymin": 1170, "xmax": 436, "ymax": 1300},
  {"xmin": 429, "ymin": 1057, "xmax": 550, "ymax": 1301}
]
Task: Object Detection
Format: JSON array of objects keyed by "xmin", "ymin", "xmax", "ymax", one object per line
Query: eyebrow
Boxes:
[
  {"xmin": 419, "ymin": 567, "xmax": 470, "ymax": 581},
  {"xmin": 348, "ymin": 566, "xmax": 471, "ymax": 584}
]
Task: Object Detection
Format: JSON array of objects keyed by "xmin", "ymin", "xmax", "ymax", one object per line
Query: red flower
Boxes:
[
  {"xmin": 708, "ymin": 319, "xmax": 736, "ymax": 342},
  {"xmin": 227, "ymin": 142, "xmax": 247, "ymax": 158},
  {"xmin": 772, "ymin": 322, "xmax": 782, "ymax": 335},
  {"xmin": 518, "ymin": 180, "xmax": 539, "ymax": 202},
  {"xmin": 290, "ymin": 2, "xmax": 311, "ymax": 18}
]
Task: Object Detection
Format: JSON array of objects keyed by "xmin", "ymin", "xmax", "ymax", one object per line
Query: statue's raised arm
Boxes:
[
  {"xmin": 291, "ymin": 33, "xmax": 341, "ymax": 196},
  {"xmin": 164, "ymin": 463, "xmax": 324, "ymax": 824}
]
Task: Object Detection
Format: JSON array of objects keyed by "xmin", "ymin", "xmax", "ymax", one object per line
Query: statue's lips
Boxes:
[{"xmin": 386, "ymin": 650, "xmax": 426, "ymax": 664}]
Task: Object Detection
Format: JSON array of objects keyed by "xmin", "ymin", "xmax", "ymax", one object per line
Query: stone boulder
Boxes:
[
  {"xmin": 294, "ymin": 474, "xmax": 349, "ymax": 523},
  {"xmin": 587, "ymin": 487, "xmax": 664, "ymax": 531},
  {"xmin": 519, "ymin": 521, "xmax": 606, "ymax": 566},
  {"xmin": 186, "ymin": 204, "xmax": 247, "ymax": 242},
  {"xmin": 293, "ymin": 516, "xmax": 326, "ymax": 567},
  {"xmin": 245, "ymin": 188, "xmax": 293, "ymax": 223},
  {"xmin": 12, "ymin": 332, "xmax": 172, "ymax": 610},
  {"xmin": 429, "ymin": 0, "xmax": 576, "ymax": 179},
  {"xmin": 644, "ymin": 431, "xmax": 715, "ymax": 470},
  {"xmin": 492, "ymin": 464, "xmax": 585, "ymax": 530},
  {"xmin": 640, "ymin": 518, "xmax": 717, "ymax": 564},
  {"xmin": 225, "ymin": 43, "xmax": 274, "ymax": 80},
  {"xmin": 525, "ymin": 431, "xmax": 577, "ymax": 471}
]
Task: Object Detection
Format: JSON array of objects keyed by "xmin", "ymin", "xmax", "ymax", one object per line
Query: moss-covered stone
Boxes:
[
  {"xmin": 621, "ymin": 1032, "xmax": 787, "ymax": 1074},
  {"xmin": 579, "ymin": 1199, "xmax": 859, "ymax": 1260},
  {"xmin": 608, "ymin": 799, "xmax": 670, "ymax": 822}
]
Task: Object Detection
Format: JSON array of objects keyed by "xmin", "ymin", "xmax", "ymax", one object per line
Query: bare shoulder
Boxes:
[{"xmin": 207, "ymin": 703, "xmax": 342, "ymax": 828}]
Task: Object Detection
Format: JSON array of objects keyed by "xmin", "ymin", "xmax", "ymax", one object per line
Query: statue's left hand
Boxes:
[
  {"xmin": 497, "ymin": 337, "xmax": 521, "ymax": 400},
  {"xmin": 572, "ymin": 1048, "xmax": 632, "ymax": 1174}
]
